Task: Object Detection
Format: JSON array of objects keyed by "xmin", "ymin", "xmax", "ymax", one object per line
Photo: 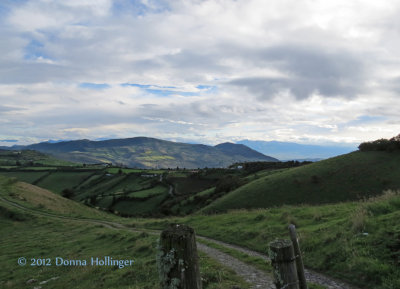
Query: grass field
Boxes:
[
  {"xmin": 127, "ymin": 185, "xmax": 167, "ymax": 198},
  {"xmin": 113, "ymin": 192, "xmax": 169, "ymax": 216},
  {"xmin": 167, "ymin": 176, "xmax": 217, "ymax": 195},
  {"xmin": 35, "ymin": 171, "xmax": 96, "ymax": 194},
  {"xmin": 139, "ymin": 190, "xmax": 400, "ymax": 289},
  {"xmin": 0, "ymin": 176, "xmax": 251, "ymax": 289},
  {"xmin": 108, "ymin": 174, "xmax": 156, "ymax": 194},
  {"xmin": 0, "ymin": 171, "xmax": 49, "ymax": 184},
  {"xmin": 203, "ymin": 151, "xmax": 400, "ymax": 212},
  {"xmin": 106, "ymin": 168, "xmax": 165, "ymax": 174},
  {"xmin": 0, "ymin": 149, "xmax": 78, "ymax": 167},
  {"xmin": 1, "ymin": 147, "xmax": 400, "ymax": 289},
  {"xmin": 76, "ymin": 174, "xmax": 127, "ymax": 199},
  {"xmin": 3, "ymin": 150, "xmax": 400, "ymax": 220},
  {"xmin": 0, "ymin": 207, "xmax": 250, "ymax": 289},
  {"xmin": 0, "ymin": 176, "xmax": 114, "ymax": 219}
]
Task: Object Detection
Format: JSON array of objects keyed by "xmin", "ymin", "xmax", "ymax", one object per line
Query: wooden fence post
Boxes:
[
  {"xmin": 157, "ymin": 224, "xmax": 202, "ymax": 289},
  {"xmin": 288, "ymin": 224, "xmax": 308, "ymax": 289},
  {"xmin": 269, "ymin": 239, "xmax": 299, "ymax": 289}
]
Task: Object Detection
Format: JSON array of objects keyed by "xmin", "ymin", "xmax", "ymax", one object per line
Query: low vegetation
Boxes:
[
  {"xmin": 0, "ymin": 177, "xmax": 252, "ymax": 289},
  {"xmin": 202, "ymin": 150, "xmax": 400, "ymax": 212},
  {"xmin": 140, "ymin": 190, "xmax": 400, "ymax": 289},
  {"xmin": 0, "ymin": 149, "xmax": 77, "ymax": 167},
  {"xmin": 0, "ymin": 208, "xmax": 249, "ymax": 289},
  {"xmin": 358, "ymin": 134, "xmax": 400, "ymax": 152},
  {"xmin": 1, "ymin": 137, "xmax": 400, "ymax": 288}
]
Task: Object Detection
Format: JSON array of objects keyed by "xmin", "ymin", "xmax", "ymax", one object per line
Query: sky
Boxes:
[{"xmin": 1, "ymin": 0, "xmax": 400, "ymax": 147}]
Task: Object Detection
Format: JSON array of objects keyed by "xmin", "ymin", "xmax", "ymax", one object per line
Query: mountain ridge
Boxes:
[
  {"xmin": 237, "ymin": 139, "xmax": 357, "ymax": 160},
  {"xmin": 2, "ymin": 137, "xmax": 278, "ymax": 169}
]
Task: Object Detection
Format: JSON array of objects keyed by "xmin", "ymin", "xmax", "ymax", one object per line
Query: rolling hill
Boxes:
[
  {"xmin": 0, "ymin": 149, "xmax": 77, "ymax": 167},
  {"xmin": 0, "ymin": 175, "xmax": 244, "ymax": 289},
  {"xmin": 5, "ymin": 137, "xmax": 278, "ymax": 169},
  {"xmin": 202, "ymin": 150, "xmax": 400, "ymax": 213}
]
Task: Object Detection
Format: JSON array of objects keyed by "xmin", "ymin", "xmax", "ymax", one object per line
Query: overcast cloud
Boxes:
[{"xmin": 1, "ymin": 0, "xmax": 400, "ymax": 146}]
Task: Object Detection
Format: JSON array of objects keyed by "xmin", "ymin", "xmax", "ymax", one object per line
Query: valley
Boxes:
[{"xmin": 1, "ymin": 137, "xmax": 399, "ymax": 289}]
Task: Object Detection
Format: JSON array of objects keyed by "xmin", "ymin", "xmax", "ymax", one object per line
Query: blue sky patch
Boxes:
[
  {"xmin": 24, "ymin": 39, "xmax": 55, "ymax": 61},
  {"xmin": 122, "ymin": 83, "xmax": 152, "ymax": 89},
  {"xmin": 79, "ymin": 83, "xmax": 111, "ymax": 90},
  {"xmin": 24, "ymin": 39, "xmax": 45, "ymax": 60},
  {"xmin": 347, "ymin": 115, "xmax": 386, "ymax": 126},
  {"xmin": 122, "ymin": 83, "xmax": 217, "ymax": 97},
  {"xmin": 112, "ymin": 0, "xmax": 169, "ymax": 17},
  {"xmin": 196, "ymin": 85, "xmax": 218, "ymax": 93}
]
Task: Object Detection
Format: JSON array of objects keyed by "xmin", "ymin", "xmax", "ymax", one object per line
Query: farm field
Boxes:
[
  {"xmin": 2, "ymin": 150, "xmax": 400, "ymax": 218},
  {"xmin": 0, "ymin": 176, "xmax": 248, "ymax": 289},
  {"xmin": 1, "ymin": 145, "xmax": 400, "ymax": 288},
  {"xmin": 3, "ymin": 0, "xmax": 400, "ymax": 287},
  {"xmin": 0, "ymin": 149, "xmax": 78, "ymax": 167}
]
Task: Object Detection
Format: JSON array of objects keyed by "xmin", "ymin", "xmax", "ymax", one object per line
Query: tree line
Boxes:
[{"xmin": 358, "ymin": 134, "xmax": 400, "ymax": 152}]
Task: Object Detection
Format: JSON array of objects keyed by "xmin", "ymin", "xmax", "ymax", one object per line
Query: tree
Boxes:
[
  {"xmin": 61, "ymin": 188, "xmax": 75, "ymax": 199},
  {"xmin": 358, "ymin": 134, "xmax": 400, "ymax": 152}
]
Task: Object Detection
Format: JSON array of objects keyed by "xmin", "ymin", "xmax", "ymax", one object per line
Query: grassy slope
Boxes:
[
  {"xmin": 140, "ymin": 191, "xmax": 400, "ymax": 289},
  {"xmin": 35, "ymin": 171, "xmax": 95, "ymax": 194},
  {"xmin": 0, "ymin": 171, "xmax": 49, "ymax": 184},
  {"xmin": 0, "ymin": 149, "xmax": 78, "ymax": 167},
  {"xmin": 0, "ymin": 176, "xmax": 114, "ymax": 219},
  {"xmin": 203, "ymin": 151, "xmax": 400, "ymax": 212},
  {"xmin": 0, "ymin": 176, "xmax": 251, "ymax": 289},
  {"xmin": 0, "ymin": 214, "xmax": 159, "ymax": 289},
  {"xmin": 0, "ymin": 207, "xmax": 249, "ymax": 289}
]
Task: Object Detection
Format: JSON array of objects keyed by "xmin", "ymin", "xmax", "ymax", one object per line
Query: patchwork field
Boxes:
[{"xmin": 1, "ymin": 145, "xmax": 400, "ymax": 289}]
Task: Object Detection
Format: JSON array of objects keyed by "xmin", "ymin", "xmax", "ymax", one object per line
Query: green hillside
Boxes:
[
  {"xmin": 3, "ymin": 149, "xmax": 400, "ymax": 218},
  {"xmin": 0, "ymin": 149, "xmax": 77, "ymax": 167},
  {"xmin": 0, "ymin": 176, "xmax": 249, "ymax": 289},
  {"xmin": 142, "ymin": 190, "xmax": 400, "ymax": 289},
  {"xmin": 19, "ymin": 137, "xmax": 278, "ymax": 169},
  {"xmin": 202, "ymin": 150, "xmax": 400, "ymax": 212},
  {"xmin": 0, "ymin": 175, "xmax": 114, "ymax": 219}
]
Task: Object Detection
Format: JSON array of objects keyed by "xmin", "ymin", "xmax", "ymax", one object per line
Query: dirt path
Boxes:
[
  {"xmin": 197, "ymin": 242, "xmax": 275, "ymax": 289},
  {"xmin": 197, "ymin": 235, "xmax": 359, "ymax": 289},
  {"xmin": 1, "ymin": 196, "xmax": 358, "ymax": 289}
]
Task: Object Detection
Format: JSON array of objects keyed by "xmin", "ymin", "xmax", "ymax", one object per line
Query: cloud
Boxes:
[
  {"xmin": 226, "ymin": 45, "xmax": 366, "ymax": 100},
  {"xmin": 1, "ymin": 0, "xmax": 400, "ymax": 145}
]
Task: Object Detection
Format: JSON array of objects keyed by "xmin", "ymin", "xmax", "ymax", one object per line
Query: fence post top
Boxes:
[
  {"xmin": 269, "ymin": 239, "xmax": 292, "ymax": 248},
  {"xmin": 161, "ymin": 224, "xmax": 195, "ymax": 238}
]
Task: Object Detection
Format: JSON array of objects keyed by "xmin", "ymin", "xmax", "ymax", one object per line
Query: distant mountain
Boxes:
[
  {"xmin": 45, "ymin": 139, "xmax": 72, "ymax": 144},
  {"xmin": 215, "ymin": 142, "xmax": 277, "ymax": 161},
  {"xmin": 237, "ymin": 140, "xmax": 357, "ymax": 160},
  {"xmin": 9, "ymin": 137, "xmax": 277, "ymax": 169}
]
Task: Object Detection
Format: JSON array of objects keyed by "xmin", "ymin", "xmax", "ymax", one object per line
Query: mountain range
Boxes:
[
  {"xmin": 1, "ymin": 137, "xmax": 278, "ymax": 169},
  {"xmin": 236, "ymin": 140, "xmax": 357, "ymax": 160}
]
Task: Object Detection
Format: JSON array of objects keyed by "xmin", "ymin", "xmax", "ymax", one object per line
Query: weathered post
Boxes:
[
  {"xmin": 288, "ymin": 224, "xmax": 308, "ymax": 289},
  {"xmin": 157, "ymin": 224, "xmax": 202, "ymax": 289},
  {"xmin": 269, "ymin": 239, "xmax": 299, "ymax": 289}
]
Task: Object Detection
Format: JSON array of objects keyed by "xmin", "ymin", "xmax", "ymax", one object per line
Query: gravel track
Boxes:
[{"xmin": 1, "ymin": 196, "xmax": 359, "ymax": 289}]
